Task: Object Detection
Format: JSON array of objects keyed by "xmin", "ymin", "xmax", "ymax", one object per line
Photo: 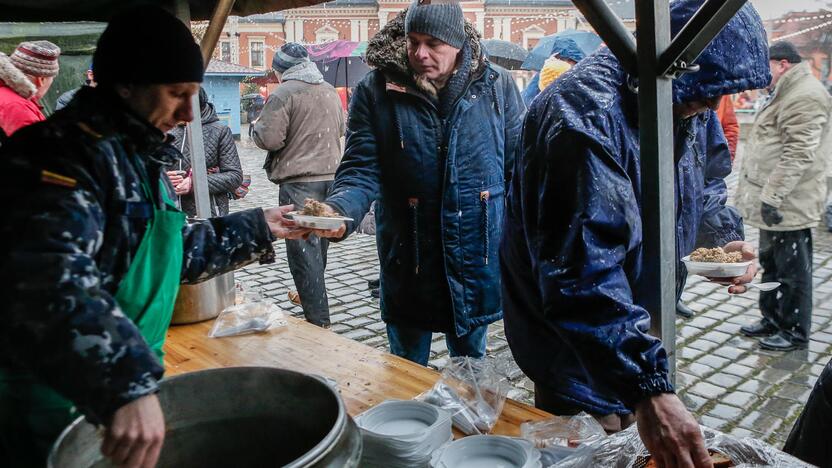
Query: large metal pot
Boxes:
[
  {"xmin": 49, "ymin": 367, "xmax": 362, "ymax": 468},
  {"xmin": 171, "ymin": 271, "xmax": 235, "ymax": 324}
]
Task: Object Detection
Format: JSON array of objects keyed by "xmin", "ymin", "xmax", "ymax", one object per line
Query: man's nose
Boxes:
[
  {"xmin": 178, "ymin": 104, "xmax": 194, "ymax": 123},
  {"xmin": 415, "ymin": 44, "xmax": 429, "ymax": 60}
]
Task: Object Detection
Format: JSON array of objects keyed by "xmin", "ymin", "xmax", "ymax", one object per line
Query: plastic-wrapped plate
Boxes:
[
  {"xmin": 681, "ymin": 256, "xmax": 751, "ymax": 278},
  {"xmin": 358, "ymin": 401, "xmax": 439, "ymax": 437},
  {"xmin": 287, "ymin": 211, "xmax": 353, "ymax": 230},
  {"xmin": 431, "ymin": 435, "xmax": 541, "ymax": 468}
]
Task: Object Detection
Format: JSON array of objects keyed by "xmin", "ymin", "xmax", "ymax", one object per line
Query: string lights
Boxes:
[{"xmin": 771, "ymin": 18, "xmax": 832, "ymax": 42}]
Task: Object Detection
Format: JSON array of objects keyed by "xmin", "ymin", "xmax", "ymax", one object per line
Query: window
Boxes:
[
  {"xmin": 220, "ymin": 40, "xmax": 232, "ymax": 62},
  {"xmin": 522, "ymin": 25, "xmax": 545, "ymax": 51},
  {"xmin": 250, "ymin": 40, "xmax": 265, "ymax": 68},
  {"xmin": 315, "ymin": 25, "xmax": 339, "ymax": 44}
]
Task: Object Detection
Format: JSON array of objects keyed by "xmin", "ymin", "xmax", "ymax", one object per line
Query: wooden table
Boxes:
[{"xmin": 164, "ymin": 316, "xmax": 551, "ymax": 436}]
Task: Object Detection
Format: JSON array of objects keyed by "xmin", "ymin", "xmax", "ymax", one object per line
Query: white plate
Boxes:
[
  {"xmin": 681, "ymin": 255, "xmax": 751, "ymax": 278},
  {"xmin": 287, "ymin": 211, "xmax": 353, "ymax": 230},
  {"xmin": 358, "ymin": 400, "xmax": 440, "ymax": 437},
  {"xmin": 430, "ymin": 435, "xmax": 541, "ymax": 468}
]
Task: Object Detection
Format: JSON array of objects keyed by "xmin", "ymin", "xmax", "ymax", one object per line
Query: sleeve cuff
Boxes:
[
  {"xmin": 251, "ymin": 208, "xmax": 277, "ymax": 264},
  {"xmin": 627, "ymin": 372, "xmax": 675, "ymax": 407}
]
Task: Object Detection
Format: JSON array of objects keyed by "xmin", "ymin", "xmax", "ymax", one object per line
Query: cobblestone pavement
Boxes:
[{"xmin": 228, "ymin": 129, "xmax": 831, "ymax": 448}]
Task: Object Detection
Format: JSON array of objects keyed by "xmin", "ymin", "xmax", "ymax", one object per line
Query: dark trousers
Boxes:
[
  {"xmin": 385, "ymin": 323, "xmax": 488, "ymax": 367},
  {"xmin": 758, "ymin": 229, "xmax": 813, "ymax": 344},
  {"xmin": 279, "ymin": 181, "xmax": 332, "ymax": 327},
  {"xmin": 784, "ymin": 358, "xmax": 832, "ymax": 467}
]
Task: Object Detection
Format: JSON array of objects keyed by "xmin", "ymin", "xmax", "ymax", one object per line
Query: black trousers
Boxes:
[
  {"xmin": 784, "ymin": 358, "xmax": 832, "ymax": 467},
  {"xmin": 758, "ymin": 229, "xmax": 813, "ymax": 344}
]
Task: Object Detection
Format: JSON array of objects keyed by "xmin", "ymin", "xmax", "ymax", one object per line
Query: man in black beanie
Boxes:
[{"xmin": 0, "ymin": 6, "xmax": 307, "ymax": 468}]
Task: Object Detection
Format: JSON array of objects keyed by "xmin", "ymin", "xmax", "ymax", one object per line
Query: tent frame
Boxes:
[{"xmin": 571, "ymin": 0, "xmax": 749, "ymax": 383}]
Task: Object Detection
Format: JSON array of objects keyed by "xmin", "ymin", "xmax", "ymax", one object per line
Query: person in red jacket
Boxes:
[
  {"xmin": 0, "ymin": 41, "xmax": 60, "ymax": 137},
  {"xmin": 717, "ymin": 94, "xmax": 740, "ymax": 162}
]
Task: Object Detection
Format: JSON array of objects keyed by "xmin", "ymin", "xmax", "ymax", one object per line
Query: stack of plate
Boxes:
[
  {"xmin": 429, "ymin": 435, "xmax": 542, "ymax": 468},
  {"xmin": 355, "ymin": 400, "xmax": 453, "ymax": 468}
]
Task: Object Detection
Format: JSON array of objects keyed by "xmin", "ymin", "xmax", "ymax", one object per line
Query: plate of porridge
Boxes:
[
  {"xmin": 287, "ymin": 199, "xmax": 353, "ymax": 230},
  {"xmin": 681, "ymin": 247, "xmax": 751, "ymax": 278}
]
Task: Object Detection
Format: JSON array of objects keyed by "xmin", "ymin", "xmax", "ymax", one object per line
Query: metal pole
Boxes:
[
  {"xmin": 172, "ymin": 0, "xmax": 211, "ymax": 218},
  {"xmin": 573, "ymin": 0, "xmax": 638, "ymax": 76},
  {"xmin": 636, "ymin": 0, "xmax": 676, "ymax": 383}
]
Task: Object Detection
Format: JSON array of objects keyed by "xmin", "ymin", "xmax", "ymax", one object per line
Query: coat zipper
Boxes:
[
  {"xmin": 409, "ymin": 197, "xmax": 420, "ymax": 275},
  {"xmin": 480, "ymin": 191, "xmax": 490, "ymax": 265}
]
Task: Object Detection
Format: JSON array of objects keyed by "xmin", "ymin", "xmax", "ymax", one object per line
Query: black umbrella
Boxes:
[
  {"xmin": 313, "ymin": 57, "xmax": 372, "ymax": 88},
  {"xmin": 481, "ymin": 39, "xmax": 529, "ymax": 70}
]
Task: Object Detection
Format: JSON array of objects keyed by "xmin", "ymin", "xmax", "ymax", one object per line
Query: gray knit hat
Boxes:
[
  {"xmin": 272, "ymin": 42, "xmax": 309, "ymax": 73},
  {"xmin": 11, "ymin": 41, "xmax": 60, "ymax": 77},
  {"xmin": 405, "ymin": 0, "xmax": 466, "ymax": 49}
]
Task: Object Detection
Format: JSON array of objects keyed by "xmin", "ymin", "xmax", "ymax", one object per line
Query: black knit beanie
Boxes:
[
  {"xmin": 405, "ymin": 0, "xmax": 466, "ymax": 49},
  {"xmin": 93, "ymin": 5, "xmax": 204, "ymax": 87}
]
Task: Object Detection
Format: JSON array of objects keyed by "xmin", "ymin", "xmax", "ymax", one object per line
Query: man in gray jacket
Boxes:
[
  {"xmin": 253, "ymin": 43, "xmax": 345, "ymax": 327},
  {"xmin": 736, "ymin": 41, "xmax": 832, "ymax": 351}
]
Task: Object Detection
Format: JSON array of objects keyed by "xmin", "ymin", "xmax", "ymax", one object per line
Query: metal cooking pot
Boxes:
[
  {"xmin": 48, "ymin": 367, "xmax": 362, "ymax": 468},
  {"xmin": 171, "ymin": 271, "xmax": 235, "ymax": 324}
]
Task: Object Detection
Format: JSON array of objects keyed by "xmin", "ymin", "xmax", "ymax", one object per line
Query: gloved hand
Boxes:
[{"xmin": 761, "ymin": 202, "xmax": 783, "ymax": 227}]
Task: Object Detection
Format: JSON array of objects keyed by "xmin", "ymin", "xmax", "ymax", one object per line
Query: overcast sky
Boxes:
[{"xmin": 751, "ymin": 0, "xmax": 830, "ymax": 19}]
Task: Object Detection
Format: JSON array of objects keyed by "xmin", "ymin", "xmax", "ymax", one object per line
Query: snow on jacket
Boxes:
[
  {"xmin": 0, "ymin": 86, "xmax": 276, "ymax": 424},
  {"xmin": 169, "ymin": 101, "xmax": 243, "ymax": 216},
  {"xmin": 325, "ymin": 11, "xmax": 525, "ymax": 335},
  {"xmin": 0, "ymin": 52, "xmax": 44, "ymax": 137},
  {"xmin": 500, "ymin": 0, "xmax": 770, "ymax": 415},
  {"xmin": 253, "ymin": 61, "xmax": 345, "ymax": 185},
  {"xmin": 736, "ymin": 61, "xmax": 832, "ymax": 231}
]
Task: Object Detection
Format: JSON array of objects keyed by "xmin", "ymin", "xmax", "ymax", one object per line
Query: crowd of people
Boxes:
[{"xmin": 0, "ymin": 1, "xmax": 830, "ymax": 467}]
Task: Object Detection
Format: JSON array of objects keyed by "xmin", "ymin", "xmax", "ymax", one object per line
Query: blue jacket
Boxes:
[
  {"xmin": 326, "ymin": 12, "xmax": 525, "ymax": 335},
  {"xmin": 500, "ymin": 0, "xmax": 770, "ymax": 414}
]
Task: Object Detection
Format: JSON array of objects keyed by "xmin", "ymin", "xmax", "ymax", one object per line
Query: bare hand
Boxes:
[
  {"xmin": 174, "ymin": 176, "xmax": 192, "ymax": 196},
  {"xmin": 312, "ymin": 204, "xmax": 347, "ymax": 239},
  {"xmin": 706, "ymin": 241, "xmax": 758, "ymax": 294},
  {"xmin": 101, "ymin": 394, "xmax": 165, "ymax": 468},
  {"xmin": 166, "ymin": 170, "xmax": 185, "ymax": 187},
  {"xmin": 636, "ymin": 394, "xmax": 712, "ymax": 468},
  {"xmin": 263, "ymin": 205, "xmax": 311, "ymax": 240}
]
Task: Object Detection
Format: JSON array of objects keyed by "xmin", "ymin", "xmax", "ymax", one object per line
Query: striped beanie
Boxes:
[
  {"xmin": 11, "ymin": 41, "xmax": 61, "ymax": 77},
  {"xmin": 272, "ymin": 43, "xmax": 309, "ymax": 73}
]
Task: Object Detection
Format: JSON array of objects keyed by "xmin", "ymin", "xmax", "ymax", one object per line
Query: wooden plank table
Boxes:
[{"xmin": 164, "ymin": 316, "xmax": 551, "ymax": 436}]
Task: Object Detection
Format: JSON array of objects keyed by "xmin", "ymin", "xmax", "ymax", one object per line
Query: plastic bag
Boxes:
[
  {"xmin": 550, "ymin": 424, "xmax": 814, "ymax": 468},
  {"xmin": 208, "ymin": 285, "xmax": 287, "ymax": 338},
  {"xmin": 522, "ymin": 412, "xmax": 607, "ymax": 449},
  {"xmin": 416, "ymin": 356, "xmax": 509, "ymax": 435}
]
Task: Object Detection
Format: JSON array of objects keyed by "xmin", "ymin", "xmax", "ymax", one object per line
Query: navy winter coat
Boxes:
[
  {"xmin": 500, "ymin": 0, "xmax": 770, "ymax": 414},
  {"xmin": 326, "ymin": 14, "xmax": 525, "ymax": 335}
]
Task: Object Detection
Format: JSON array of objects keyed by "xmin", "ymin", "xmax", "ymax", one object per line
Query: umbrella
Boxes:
[
  {"xmin": 306, "ymin": 41, "xmax": 371, "ymax": 88},
  {"xmin": 314, "ymin": 57, "xmax": 372, "ymax": 88},
  {"xmin": 481, "ymin": 39, "xmax": 529, "ymax": 70},
  {"xmin": 521, "ymin": 30, "xmax": 603, "ymax": 71},
  {"xmin": 306, "ymin": 40, "xmax": 367, "ymax": 60}
]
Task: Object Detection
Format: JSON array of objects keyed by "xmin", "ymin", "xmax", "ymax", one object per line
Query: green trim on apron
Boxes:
[{"xmin": 0, "ymin": 154, "xmax": 185, "ymax": 466}]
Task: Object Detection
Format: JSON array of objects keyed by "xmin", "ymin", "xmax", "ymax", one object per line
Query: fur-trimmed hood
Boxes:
[
  {"xmin": 366, "ymin": 9, "xmax": 485, "ymax": 94},
  {"xmin": 0, "ymin": 52, "xmax": 36, "ymax": 99}
]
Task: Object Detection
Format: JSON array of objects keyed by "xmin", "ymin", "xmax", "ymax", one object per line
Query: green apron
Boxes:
[{"xmin": 0, "ymin": 156, "xmax": 185, "ymax": 467}]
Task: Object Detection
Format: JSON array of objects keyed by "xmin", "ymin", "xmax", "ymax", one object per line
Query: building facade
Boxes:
[{"xmin": 212, "ymin": 0, "xmax": 633, "ymax": 68}]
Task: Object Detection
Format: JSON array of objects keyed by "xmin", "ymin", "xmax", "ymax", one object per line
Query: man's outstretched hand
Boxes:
[
  {"xmin": 636, "ymin": 393, "xmax": 713, "ymax": 468},
  {"xmin": 263, "ymin": 205, "xmax": 311, "ymax": 240}
]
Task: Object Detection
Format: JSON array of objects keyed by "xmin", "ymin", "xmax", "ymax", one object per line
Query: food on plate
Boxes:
[
  {"xmin": 643, "ymin": 450, "xmax": 734, "ymax": 468},
  {"xmin": 300, "ymin": 198, "xmax": 335, "ymax": 217},
  {"xmin": 689, "ymin": 247, "xmax": 743, "ymax": 263}
]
